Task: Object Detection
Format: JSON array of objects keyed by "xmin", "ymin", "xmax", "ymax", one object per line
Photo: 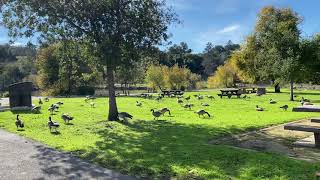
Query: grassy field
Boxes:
[{"xmin": 1, "ymin": 89, "xmax": 320, "ymax": 179}]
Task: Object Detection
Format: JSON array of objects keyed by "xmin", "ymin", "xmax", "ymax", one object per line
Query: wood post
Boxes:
[{"xmin": 315, "ymin": 133, "xmax": 320, "ymax": 148}]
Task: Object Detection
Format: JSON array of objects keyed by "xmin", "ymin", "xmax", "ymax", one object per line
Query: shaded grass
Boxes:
[{"xmin": 0, "ymin": 89, "xmax": 320, "ymax": 179}]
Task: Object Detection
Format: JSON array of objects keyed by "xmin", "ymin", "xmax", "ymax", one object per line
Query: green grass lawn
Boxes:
[{"xmin": 1, "ymin": 89, "xmax": 320, "ymax": 179}]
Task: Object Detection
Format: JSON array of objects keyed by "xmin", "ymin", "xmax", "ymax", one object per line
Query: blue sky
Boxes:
[
  {"xmin": 0, "ymin": 0, "xmax": 320, "ymax": 52},
  {"xmin": 166, "ymin": 0, "xmax": 320, "ymax": 52}
]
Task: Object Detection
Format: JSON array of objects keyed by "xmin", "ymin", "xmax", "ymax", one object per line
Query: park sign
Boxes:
[{"xmin": 9, "ymin": 82, "xmax": 32, "ymax": 111}]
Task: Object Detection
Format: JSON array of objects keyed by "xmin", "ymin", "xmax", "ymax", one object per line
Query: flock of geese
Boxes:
[
  {"xmin": 118, "ymin": 94, "xmax": 214, "ymax": 121},
  {"xmin": 123, "ymin": 94, "xmax": 313, "ymax": 120},
  {"xmin": 14, "ymin": 93, "xmax": 313, "ymax": 132},
  {"xmin": 16, "ymin": 97, "xmax": 76, "ymax": 132},
  {"xmin": 255, "ymin": 97, "xmax": 312, "ymax": 112}
]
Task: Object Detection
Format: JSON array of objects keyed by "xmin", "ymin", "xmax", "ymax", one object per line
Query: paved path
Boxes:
[{"xmin": 0, "ymin": 129, "xmax": 135, "ymax": 180}]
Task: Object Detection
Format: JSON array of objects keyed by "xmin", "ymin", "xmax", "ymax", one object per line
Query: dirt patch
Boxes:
[{"xmin": 210, "ymin": 119, "xmax": 320, "ymax": 162}]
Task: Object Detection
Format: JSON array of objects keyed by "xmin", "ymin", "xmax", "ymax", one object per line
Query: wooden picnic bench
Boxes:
[
  {"xmin": 161, "ymin": 90, "xmax": 184, "ymax": 97},
  {"xmin": 311, "ymin": 118, "xmax": 320, "ymax": 123},
  {"xmin": 218, "ymin": 89, "xmax": 242, "ymax": 99},
  {"xmin": 284, "ymin": 124, "xmax": 320, "ymax": 148},
  {"xmin": 245, "ymin": 88, "xmax": 257, "ymax": 94}
]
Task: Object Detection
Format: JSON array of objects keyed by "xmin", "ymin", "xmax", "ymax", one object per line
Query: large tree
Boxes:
[
  {"xmin": 1, "ymin": 0, "xmax": 176, "ymax": 120},
  {"xmin": 235, "ymin": 6, "xmax": 301, "ymax": 101},
  {"xmin": 300, "ymin": 34, "xmax": 320, "ymax": 84}
]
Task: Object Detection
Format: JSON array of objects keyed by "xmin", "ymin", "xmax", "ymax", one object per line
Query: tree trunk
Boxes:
[
  {"xmin": 290, "ymin": 79, "xmax": 294, "ymax": 101},
  {"xmin": 107, "ymin": 65, "xmax": 119, "ymax": 121},
  {"xmin": 274, "ymin": 83, "xmax": 281, "ymax": 93}
]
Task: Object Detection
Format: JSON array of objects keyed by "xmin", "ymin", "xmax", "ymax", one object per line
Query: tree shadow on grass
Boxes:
[
  {"xmin": 77, "ymin": 120, "xmax": 317, "ymax": 179},
  {"xmin": 30, "ymin": 144, "xmax": 133, "ymax": 180}
]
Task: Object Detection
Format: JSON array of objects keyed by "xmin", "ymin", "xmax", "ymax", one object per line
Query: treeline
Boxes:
[
  {"xmin": 0, "ymin": 40, "xmax": 240, "ymax": 94},
  {"xmin": 157, "ymin": 41, "xmax": 240, "ymax": 78},
  {"xmin": 0, "ymin": 44, "xmax": 37, "ymax": 90}
]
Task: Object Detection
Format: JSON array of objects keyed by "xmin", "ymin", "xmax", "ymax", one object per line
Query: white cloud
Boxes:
[
  {"xmin": 217, "ymin": 24, "xmax": 241, "ymax": 34},
  {"xmin": 193, "ymin": 24, "xmax": 247, "ymax": 52}
]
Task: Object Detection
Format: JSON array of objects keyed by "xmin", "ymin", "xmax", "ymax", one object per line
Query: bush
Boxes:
[
  {"xmin": 207, "ymin": 61, "xmax": 237, "ymax": 88},
  {"xmin": 146, "ymin": 64, "xmax": 203, "ymax": 90},
  {"xmin": 145, "ymin": 65, "xmax": 166, "ymax": 90},
  {"xmin": 196, "ymin": 81, "xmax": 207, "ymax": 89}
]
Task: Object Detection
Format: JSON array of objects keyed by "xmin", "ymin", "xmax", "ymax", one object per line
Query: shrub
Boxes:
[
  {"xmin": 145, "ymin": 65, "xmax": 166, "ymax": 90},
  {"xmin": 207, "ymin": 61, "xmax": 237, "ymax": 88}
]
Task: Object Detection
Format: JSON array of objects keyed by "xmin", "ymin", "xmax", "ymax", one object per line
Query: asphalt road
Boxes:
[{"xmin": 0, "ymin": 129, "xmax": 134, "ymax": 180}]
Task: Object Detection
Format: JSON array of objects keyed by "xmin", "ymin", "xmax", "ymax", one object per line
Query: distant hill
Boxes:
[{"xmin": 0, "ymin": 44, "xmax": 36, "ymax": 63}]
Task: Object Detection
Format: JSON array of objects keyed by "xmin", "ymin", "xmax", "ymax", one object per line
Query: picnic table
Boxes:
[
  {"xmin": 161, "ymin": 90, "xmax": 184, "ymax": 97},
  {"xmin": 284, "ymin": 118, "xmax": 320, "ymax": 148},
  {"xmin": 284, "ymin": 124, "xmax": 320, "ymax": 148},
  {"xmin": 218, "ymin": 88, "xmax": 242, "ymax": 99},
  {"xmin": 245, "ymin": 88, "xmax": 257, "ymax": 94}
]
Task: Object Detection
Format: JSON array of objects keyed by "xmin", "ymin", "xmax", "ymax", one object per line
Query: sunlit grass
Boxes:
[{"xmin": 0, "ymin": 89, "xmax": 320, "ymax": 179}]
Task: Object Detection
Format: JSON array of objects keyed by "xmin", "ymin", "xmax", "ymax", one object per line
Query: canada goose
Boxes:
[
  {"xmin": 44, "ymin": 97, "xmax": 49, "ymax": 102},
  {"xmin": 155, "ymin": 96, "xmax": 162, "ymax": 101},
  {"xmin": 301, "ymin": 97, "xmax": 310, "ymax": 102},
  {"xmin": 169, "ymin": 94, "xmax": 175, "ymax": 98},
  {"xmin": 177, "ymin": 99, "xmax": 183, "ymax": 104},
  {"xmin": 15, "ymin": 115, "xmax": 24, "ymax": 129},
  {"xmin": 183, "ymin": 103, "xmax": 193, "ymax": 110},
  {"xmin": 48, "ymin": 117, "xmax": 60, "ymax": 132},
  {"xmin": 136, "ymin": 101, "xmax": 142, "ymax": 107},
  {"xmin": 86, "ymin": 95, "xmax": 96, "ymax": 99},
  {"xmin": 61, "ymin": 113, "xmax": 74, "ymax": 124},
  {"xmin": 195, "ymin": 110, "xmax": 210, "ymax": 118},
  {"xmin": 242, "ymin": 95, "xmax": 247, "ymax": 99},
  {"xmin": 32, "ymin": 106, "xmax": 41, "ymax": 113},
  {"xmin": 269, "ymin": 99, "xmax": 277, "ymax": 104},
  {"xmin": 256, "ymin": 105, "xmax": 264, "ymax": 111},
  {"xmin": 39, "ymin": 98, "xmax": 43, "ymax": 105},
  {"xmin": 52, "ymin": 104, "xmax": 60, "ymax": 110},
  {"xmin": 151, "ymin": 109, "xmax": 162, "ymax": 120},
  {"xmin": 185, "ymin": 96, "xmax": 191, "ymax": 101},
  {"xmin": 160, "ymin": 108, "xmax": 171, "ymax": 116},
  {"xmin": 85, "ymin": 95, "xmax": 96, "ymax": 102},
  {"xmin": 56, "ymin": 102, "xmax": 64, "ymax": 106},
  {"xmin": 48, "ymin": 105, "xmax": 57, "ymax": 114},
  {"xmin": 118, "ymin": 112, "xmax": 133, "ymax": 121},
  {"xmin": 197, "ymin": 95, "xmax": 203, "ymax": 100},
  {"xmin": 280, "ymin": 105, "xmax": 289, "ymax": 111},
  {"xmin": 207, "ymin": 95, "xmax": 215, "ymax": 100},
  {"xmin": 201, "ymin": 103, "xmax": 210, "ymax": 107}
]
